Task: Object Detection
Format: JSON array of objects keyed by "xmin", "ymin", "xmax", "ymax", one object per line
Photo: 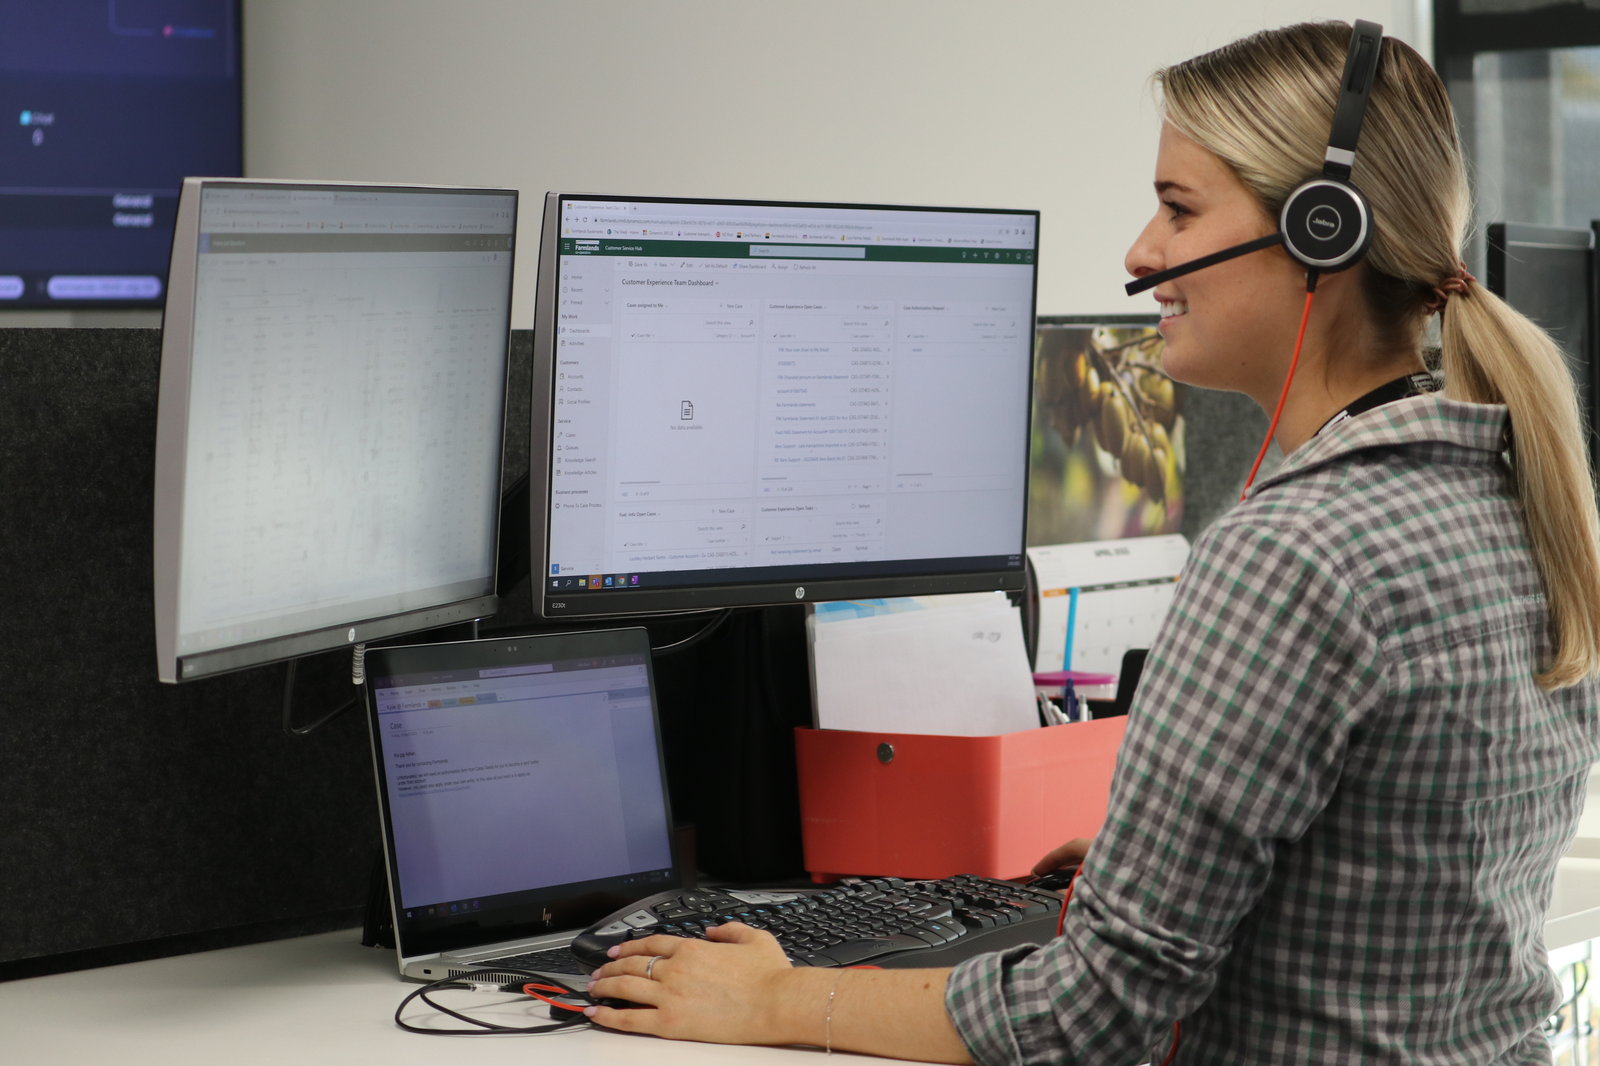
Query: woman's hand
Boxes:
[
  {"xmin": 585, "ymin": 923, "xmax": 807, "ymax": 1044},
  {"xmin": 587, "ymin": 924, "xmax": 974, "ymax": 1062},
  {"xmin": 1033, "ymin": 836, "xmax": 1094, "ymax": 876}
]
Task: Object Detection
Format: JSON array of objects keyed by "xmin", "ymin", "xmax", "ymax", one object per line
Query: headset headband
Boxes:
[{"xmin": 1323, "ymin": 19, "xmax": 1384, "ymax": 180}]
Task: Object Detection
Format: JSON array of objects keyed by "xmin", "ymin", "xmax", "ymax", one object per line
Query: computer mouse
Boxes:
[
  {"xmin": 1027, "ymin": 863, "xmax": 1081, "ymax": 892},
  {"xmin": 545, "ymin": 995, "xmax": 648, "ymax": 1022},
  {"xmin": 597, "ymin": 997, "xmax": 649, "ymax": 1010},
  {"xmin": 545, "ymin": 998, "xmax": 588, "ymax": 1022}
]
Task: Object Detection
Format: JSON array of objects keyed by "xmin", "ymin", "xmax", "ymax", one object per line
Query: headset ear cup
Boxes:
[{"xmin": 1279, "ymin": 178, "xmax": 1373, "ymax": 272}]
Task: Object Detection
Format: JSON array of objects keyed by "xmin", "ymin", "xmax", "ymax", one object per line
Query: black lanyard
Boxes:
[{"xmin": 1316, "ymin": 372, "xmax": 1438, "ymax": 437}]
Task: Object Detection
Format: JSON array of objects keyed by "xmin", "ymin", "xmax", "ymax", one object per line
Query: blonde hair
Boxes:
[{"xmin": 1158, "ymin": 23, "xmax": 1600, "ymax": 689}]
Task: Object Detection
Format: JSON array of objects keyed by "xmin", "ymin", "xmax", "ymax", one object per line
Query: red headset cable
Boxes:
[
  {"xmin": 1055, "ymin": 868, "xmax": 1181, "ymax": 1065},
  {"xmin": 522, "ymin": 982, "xmax": 592, "ymax": 1012},
  {"xmin": 1240, "ymin": 273, "xmax": 1320, "ymax": 501},
  {"xmin": 1054, "ymin": 866, "xmax": 1081, "ymax": 938}
]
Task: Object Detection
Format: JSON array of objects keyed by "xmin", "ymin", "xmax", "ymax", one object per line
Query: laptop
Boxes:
[{"xmin": 361, "ymin": 627, "xmax": 681, "ymax": 983}]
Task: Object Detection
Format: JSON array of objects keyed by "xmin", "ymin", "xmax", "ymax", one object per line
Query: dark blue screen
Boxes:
[{"xmin": 0, "ymin": 0, "xmax": 241, "ymax": 308}]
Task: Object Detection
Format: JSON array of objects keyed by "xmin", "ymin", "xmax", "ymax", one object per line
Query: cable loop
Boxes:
[
  {"xmin": 393, "ymin": 968, "xmax": 594, "ymax": 1036},
  {"xmin": 651, "ymin": 608, "xmax": 735, "ymax": 655}
]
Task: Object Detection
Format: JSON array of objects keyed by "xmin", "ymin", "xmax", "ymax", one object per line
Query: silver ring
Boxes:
[{"xmin": 644, "ymin": 955, "xmax": 662, "ymax": 980}]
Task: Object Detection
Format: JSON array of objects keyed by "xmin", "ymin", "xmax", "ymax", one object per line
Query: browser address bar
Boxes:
[{"xmin": 748, "ymin": 246, "xmax": 866, "ymax": 259}]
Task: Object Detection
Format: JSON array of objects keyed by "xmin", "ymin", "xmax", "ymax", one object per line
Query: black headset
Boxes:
[{"xmin": 1125, "ymin": 19, "xmax": 1384, "ymax": 297}]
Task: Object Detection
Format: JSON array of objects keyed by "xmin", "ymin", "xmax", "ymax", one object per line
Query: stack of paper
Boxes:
[{"xmin": 808, "ymin": 592, "xmax": 1040, "ymax": 737}]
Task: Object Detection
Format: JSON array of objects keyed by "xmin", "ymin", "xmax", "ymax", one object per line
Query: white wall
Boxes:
[{"xmin": 243, "ymin": 0, "xmax": 1424, "ymax": 327}]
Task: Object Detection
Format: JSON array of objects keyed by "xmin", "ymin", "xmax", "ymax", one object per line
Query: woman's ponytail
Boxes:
[{"xmin": 1440, "ymin": 281, "xmax": 1600, "ymax": 688}]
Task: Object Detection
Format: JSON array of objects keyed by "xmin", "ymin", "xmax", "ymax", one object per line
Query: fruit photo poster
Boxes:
[{"xmin": 1028, "ymin": 323, "xmax": 1184, "ymax": 545}]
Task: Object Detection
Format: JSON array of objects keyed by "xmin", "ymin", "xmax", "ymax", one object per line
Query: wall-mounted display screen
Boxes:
[{"xmin": 0, "ymin": 0, "xmax": 241, "ymax": 309}]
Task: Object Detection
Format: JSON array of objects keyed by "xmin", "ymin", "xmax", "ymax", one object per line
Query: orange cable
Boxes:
[
  {"xmin": 522, "ymin": 982, "xmax": 588, "ymax": 1013},
  {"xmin": 1054, "ymin": 866, "xmax": 1081, "ymax": 938},
  {"xmin": 1240, "ymin": 287, "xmax": 1317, "ymax": 501},
  {"xmin": 1159, "ymin": 1021, "xmax": 1182, "ymax": 1066}
]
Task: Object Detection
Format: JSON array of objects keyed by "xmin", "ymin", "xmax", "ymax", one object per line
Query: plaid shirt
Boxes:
[{"xmin": 947, "ymin": 396, "xmax": 1600, "ymax": 1065}]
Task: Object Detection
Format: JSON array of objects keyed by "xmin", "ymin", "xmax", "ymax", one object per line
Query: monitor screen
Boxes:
[
  {"xmin": 153, "ymin": 179, "xmax": 518, "ymax": 682},
  {"xmin": 0, "ymin": 0, "xmax": 242, "ymax": 309},
  {"xmin": 531, "ymin": 194, "xmax": 1039, "ymax": 618}
]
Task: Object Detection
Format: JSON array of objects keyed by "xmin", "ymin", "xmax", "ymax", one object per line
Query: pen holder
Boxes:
[{"xmin": 794, "ymin": 718, "xmax": 1127, "ymax": 883}]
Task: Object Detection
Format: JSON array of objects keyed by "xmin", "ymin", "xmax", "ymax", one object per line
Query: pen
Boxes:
[{"xmin": 1063, "ymin": 587, "xmax": 1079, "ymax": 673}]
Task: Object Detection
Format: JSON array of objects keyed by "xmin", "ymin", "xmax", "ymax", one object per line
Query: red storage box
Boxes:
[{"xmin": 794, "ymin": 718, "xmax": 1127, "ymax": 883}]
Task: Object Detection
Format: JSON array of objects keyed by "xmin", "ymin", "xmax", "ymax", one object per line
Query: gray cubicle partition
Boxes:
[
  {"xmin": 0, "ymin": 327, "xmax": 543, "ymax": 979},
  {"xmin": 0, "ymin": 329, "xmax": 369, "ymax": 975}
]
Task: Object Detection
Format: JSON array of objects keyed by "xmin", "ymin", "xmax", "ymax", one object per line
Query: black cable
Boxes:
[
  {"xmin": 1022, "ymin": 554, "xmax": 1041, "ymax": 669},
  {"xmin": 394, "ymin": 969, "xmax": 594, "ymax": 1036},
  {"xmin": 281, "ymin": 658, "xmax": 362, "ymax": 737},
  {"xmin": 650, "ymin": 608, "xmax": 735, "ymax": 656}
]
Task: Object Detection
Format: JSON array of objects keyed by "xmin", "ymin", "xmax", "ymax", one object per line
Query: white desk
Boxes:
[
  {"xmin": 11, "ymin": 808, "xmax": 1600, "ymax": 1066},
  {"xmin": 0, "ymin": 928, "xmax": 861, "ymax": 1066}
]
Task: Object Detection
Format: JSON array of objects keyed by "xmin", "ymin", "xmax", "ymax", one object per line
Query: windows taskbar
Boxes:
[{"xmin": 546, "ymin": 553, "xmax": 1025, "ymax": 593}]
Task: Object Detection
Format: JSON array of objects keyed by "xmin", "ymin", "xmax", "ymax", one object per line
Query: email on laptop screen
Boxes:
[{"xmin": 370, "ymin": 643, "xmax": 674, "ymax": 946}]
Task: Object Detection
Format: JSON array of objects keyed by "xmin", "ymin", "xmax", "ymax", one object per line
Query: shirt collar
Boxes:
[{"xmin": 1243, "ymin": 394, "xmax": 1509, "ymax": 500}]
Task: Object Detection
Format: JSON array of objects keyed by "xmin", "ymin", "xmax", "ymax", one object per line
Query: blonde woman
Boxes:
[{"xmin": 584, "ymin": 22, "xmax": 1600, "ymax": 1064}]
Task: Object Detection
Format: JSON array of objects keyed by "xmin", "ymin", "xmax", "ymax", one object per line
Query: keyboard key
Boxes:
[{"xmin": 916, "ymin": 921, "xmax": 962, "ymax": 943}]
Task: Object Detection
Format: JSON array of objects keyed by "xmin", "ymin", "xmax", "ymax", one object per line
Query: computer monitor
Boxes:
[
  {"xmin": 529, "ymin": 194, "xmax": 1039, "ymax": 619},
  {"xmin": 0, "ymin": 0, "xmax": 242, "ymax": 309},
  {"xmin": 1486, "ymin": 222, "xmax": 1596, "ymax": 464},
  {"xmin": 153, "ymin": 178, "xmax": 518, "ymax": 683}
]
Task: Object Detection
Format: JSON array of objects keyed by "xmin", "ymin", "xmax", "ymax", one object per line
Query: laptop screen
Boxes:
[{"xmin": 364, "ymin": 629, "xmax": 677, "ymax": 958}]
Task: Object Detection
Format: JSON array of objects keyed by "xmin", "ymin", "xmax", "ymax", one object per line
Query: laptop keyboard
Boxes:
[{"xmin": 483, "ymin": 947, "xmax": 584, "ymax": 976}]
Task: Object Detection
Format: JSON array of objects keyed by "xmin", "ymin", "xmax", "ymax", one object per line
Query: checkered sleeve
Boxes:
[{"xmin": 945, "ymin": 510, "xmax": 1388, "ymax": 1065}]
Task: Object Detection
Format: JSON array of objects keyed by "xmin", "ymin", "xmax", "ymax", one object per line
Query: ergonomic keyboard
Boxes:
[{"xmin": 569, "ymin": 875, "xmax": 1065, "ymax": 971}]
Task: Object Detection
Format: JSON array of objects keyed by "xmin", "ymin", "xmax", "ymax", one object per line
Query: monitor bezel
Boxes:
[
  {"xmin": 153, "ymin": 177, "xmax": 518, "ymax": 683},
  {"xmin": 531, "ymin": 191, "xmax": 1040, "ymax": 620},
  {"xmin": 363, "ymin": 628, "xmax": 681, "ymax": 962}
]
